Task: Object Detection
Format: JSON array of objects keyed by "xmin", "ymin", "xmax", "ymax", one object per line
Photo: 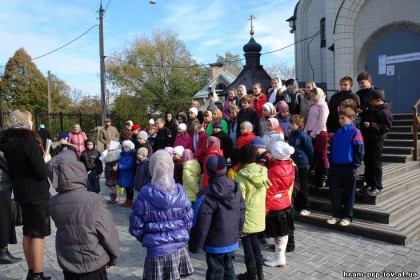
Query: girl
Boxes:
[
  {"xmin": 164, "ymin": 111, "xmax": 178, "ymax": 146},
  {"xmin": 201, "ymin": 136, "xmax": 223, "ymax": 188},
  {"xmin": 172, "ymin": 146, "xmax": 185, "ymax": 185},
  {"xmin": 80, "ymin": 139, "xmax": 103, "ymax": 193},
  {"xmin": 236, "ymin": 121, "xmax": 256, "ymax": 149},
  {"xmin": 265, "ymin": 141, "xmax": 296, "ymax": 268},
  {"xmin": 276, "ymin": 101, "xmax": 291, "ymax": 139},
  {"xmin": 262, "ymin": 118, "xmax": 285, "ymax": 150},
  {"xmin": 173, "ymin": 123, "xmax": 191, "ymax": 149},
  {"xmin": 235, "ymin": 144, "xmax": 270, "ymax": 280},
  {"xmin": 103, "ymin": 141, "xmax": 120, "ymax": 204},
  {"xmin": 129, "ymin": 150, "xmax": 194, "ymax": 280},
  {"xmin": 133, "ymin": 147, "xmax": 151, "ymax": 192},
  {"xmin": 210, "ymin": 108, "xmax": 229, "ymax": 134},
  {"xmin": 114, "ymin": 140, "xmax": 136, "ymax": 207},
  {"xmin": 182, "ymin": 149, "xmax": 201, "ymax": 208},
  {"xmin": 203, "ymin": 111, "xmax": 213, "ymax": 135},
  {"xmin": 191, "ymin": 121, "xmax": 208, "ymax": 166},
  {"xmin": 259, "ymin": 102, "xmax": 277, "ymax": 138}
]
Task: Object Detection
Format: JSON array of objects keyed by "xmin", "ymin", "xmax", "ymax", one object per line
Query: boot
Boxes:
[
  {"xmin": 107, "ymin": 193, "xmax": 117, "ymax": 204},
  {"xmin": 315, "ymin": 168, "xmax": 328, "ymax": 189},
  {"xmin": 237, "ymin": 260, "xmax": 257, "ymax": 280},
  {"xmin": 29, "ymin": 272, "xmax": 51, "ymax": 280},
  {"xmin": 264, "ymin": 236, "xmax": 288, "ymax": 268},
  {"xmin": 255, "ymin": 256, "xmax": 264, "ymax": 280},
  {"xmin": 0, "ymin": 247, "xmax": 22, "ymax": 264},
  {"xmin": 286, "ymin": 231, "xmax": 295, "ymax": 252},
  {"xmin": 122, "ymin": 199, "xmax": 133, "ymax": 208}
]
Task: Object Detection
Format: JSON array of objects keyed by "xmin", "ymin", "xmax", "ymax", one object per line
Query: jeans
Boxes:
[
  {"xmin": 205, "ymin": 252, "xmax": 236, "ymax": 280},
  {"xmin": 328, "ymin": 164, "xmax": 356, "ymax": 220},
  {"xmin": 87, "ymin": 169, "xmax": 100, "ymax": 193}
]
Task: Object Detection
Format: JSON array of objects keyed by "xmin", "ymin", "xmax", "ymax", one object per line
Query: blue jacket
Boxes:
[
  {"xmin": 118, "ymin": 150, "xmax": 136, "ymax": 188},
  {"xmin": 288, "ymin": 129, "xmax": 314, "ymax": 166},
  {"xmin": 189, "ymin": 176, "xmax": 245, "ymax": 254},
  {"xmin": 133, "ymin": 158, "xmax": 152, "ymax": 191},
  {"xmin": 331, "ymin": 123, "xmax": 364, "ymax": 168},
  {"xmin": 129, "ymin": 183, "xmax": 193, "ymax": 257}
]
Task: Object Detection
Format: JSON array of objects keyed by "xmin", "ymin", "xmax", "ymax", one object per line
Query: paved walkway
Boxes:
[{"xmin": 1, "ymin": 180, "xmax": 420, "ymax": 280}]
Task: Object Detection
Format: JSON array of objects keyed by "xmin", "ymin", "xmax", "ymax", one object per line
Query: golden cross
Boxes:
[{"xmin": 249, "ymin": 15, "xmax": 255, "ymax": 37}]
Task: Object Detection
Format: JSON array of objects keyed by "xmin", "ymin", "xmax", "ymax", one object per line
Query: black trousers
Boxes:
[
  {"xmin": 241, "ymin": 233, "xmax": 262, "ymax": 263},
  {"xmin": 63, "ymin": 267, "xmax": 107, "ymax": 280},
  {"xmin": 0, "ymin": 190, "xmax": 17, "ymax": 247},
  {"xmin": 294, "ymin": 166, "xmax": 310, "ymax": 211},
  {"xmin": 364, "ymin": 139, "xmax": 384, "ymax": 189}
]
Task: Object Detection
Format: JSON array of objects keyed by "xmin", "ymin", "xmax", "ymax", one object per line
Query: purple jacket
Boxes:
[{"xmin": 129, "ymin": 182, "xmax": 193, "ymax": 257}]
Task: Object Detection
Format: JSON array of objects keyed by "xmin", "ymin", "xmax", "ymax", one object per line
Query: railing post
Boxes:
[
  {"xmin": 413, "ymin": 98, "xmax": 420, "ymax": 161},
  {"xmin": 79, "ymin": 112, "xmax": 83, "ymax": 128},
  {"xmin": 60, "ymin": 112, "xmax": 64, "ymax": 133}
]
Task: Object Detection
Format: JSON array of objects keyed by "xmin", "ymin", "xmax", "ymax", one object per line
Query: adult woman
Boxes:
[
  {"xmin": 304, "ymin": 87, "xmax": 330, "ymax": 189},
  {"xmin": 164, "ymin": 111, "xmax": 178, "ymax": 145},
  {"xmin": 222, "ymin": 88, "xmax": 238, "ymax": 120},
  {"xmin": 68, "ymin": 123, "xmax": 87, "ymax": 156},
  {"xmin": 0, "ymin": 150, "xmax": 21, "ymax": 264},
  {"xmin": 0, "ymin": 110, "xmax": 51, "ymax": 280},
  {"xmin": 300, "ymin": 81, "xmax": 317, "ymax": 123},
  {"xmin": 129, "ymin": 150, "xmax": 194, "ymax": 280}
]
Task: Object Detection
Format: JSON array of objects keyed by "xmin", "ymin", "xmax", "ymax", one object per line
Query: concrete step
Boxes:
[
  {"xmin": 294, "ymin": 207, "xmax": 420, "ymax": 245},
  {"xmin": 392, "ymin": 113, "xmax": 414, "ymax": 120},
  {"xmin": 392, "ymin": 119, "xmax": 414, "ymax": 126},
  {"xmin": 384, "ymin": 139, "xmax": 419, "ymax": 147},
  {"xmin": 390, "ymin": 126, "xmax": 414, "ymax": 132},
  {"xmin": 382, "ymin": 153, "xmax": 412, "ymax": 163},
  {"xmin": 387, "ymin": 132, "xmax": 419, "ymax": 140},
  {"xmin": 382, "ymin": 146, "xmax": 413, "ymax": 155}
]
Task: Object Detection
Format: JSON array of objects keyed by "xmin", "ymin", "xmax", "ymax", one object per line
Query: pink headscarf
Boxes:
[
  {"xmin": 182, "ymin": 149, "xmax": 194, "ymax": 162},
  {"xmin": 206, "ymin": 136, "xmax": 221, "ymax": 150},
  {"xmin": 268, "ymin": 117, "xmax": 282, "ymax": 132}
]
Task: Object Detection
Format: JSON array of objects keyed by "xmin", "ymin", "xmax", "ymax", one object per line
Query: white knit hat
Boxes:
[
  {"xmin": 126, "ymin": 120, "xmax": 133, "ymax": 126},
  {"xmin": 271, "ymin": 141, "xmax": 295, "ymax": 160},
  {"xmin": 178, "ymin": 123, "xmax": 187, "ymax": 131},
  {"xmin": 173, "ymin": 146, "xmax": 185, "ymax": 157},
  {"xmin": 137, "ymin": 131, "xmax": 148, "ymax": 141},
  {"xmin": 122, "ymin": 140, "xmax": 135, "ymax": 150},
  {"xmin": 149, "ymin": 119, "xmax": 155, "ymax": 125},
  {"xmin": 189, "ymin": 107, "xmax": 198, "ymax": 116}
]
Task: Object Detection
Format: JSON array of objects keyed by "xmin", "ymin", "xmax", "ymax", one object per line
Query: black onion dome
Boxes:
[{"xmin": 243, "ymin": 37, "xmax": 262, "ymax": 53}]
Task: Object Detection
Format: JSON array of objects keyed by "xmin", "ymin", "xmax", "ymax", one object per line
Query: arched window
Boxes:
[
  {"xmin": 320, "ymin": 17, "xmax": 326, "ymax": 48},
  {"xmin": 215, "ymin": 83, "xmax": 226, "ymax": 95}
]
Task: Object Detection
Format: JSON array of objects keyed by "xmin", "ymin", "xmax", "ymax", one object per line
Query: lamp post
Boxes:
[{"xmin": 99, "ymin": 1, "xmax": 106, "ymax": 125}]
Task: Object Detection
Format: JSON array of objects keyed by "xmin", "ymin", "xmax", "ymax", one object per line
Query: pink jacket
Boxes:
[
  {"xmin": 69, "ymin": 131, "xmax": 87, "ymax": 156},
  {"xmin": 173, "ymin": 133, "xmax": 192, "ymax": 150},
  {"xmin": 304, "ymin": 100, "xmax": 329, "ymax": 138}
]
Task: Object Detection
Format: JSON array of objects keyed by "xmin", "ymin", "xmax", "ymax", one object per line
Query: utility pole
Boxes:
[
  {"xmin": 99, "ymin": 1, "xmax": 107, "ymax": 124},
  {"xmin": 47, "ymin": 70, "xmax": 52, "ymax": 129}
]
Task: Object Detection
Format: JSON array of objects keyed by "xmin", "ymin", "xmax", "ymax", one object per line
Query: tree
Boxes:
[
  {"xmin": 49, "ymin": 73, "xmax": 73, "ymax": 112},
  {"xmin": 216, "ymin": 51, "xmax": 243, "ymax": 76},
  {"xmin": 106, "ymin": 29, "xmax": 210, "ymax": 123},
  {"xmin": 265, "ymin": 61, "xmax": 296, "ymax": 81},
  {"xmin": 72, "ymin": 95, "xmax": 101, "ymax": 114},
  {"xmin": 0, "ymin": 48, "xmax": 48, "ymax": 112}
]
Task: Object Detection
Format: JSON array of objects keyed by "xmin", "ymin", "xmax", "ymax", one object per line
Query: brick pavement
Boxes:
[{"xmin": 1, "ymin": 179, "xmax": 420, "ymax": 280}]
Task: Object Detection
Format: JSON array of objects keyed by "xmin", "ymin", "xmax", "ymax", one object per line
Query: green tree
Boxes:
[
  {"xmin": 49, "ymin": 73, "xmax": 73, "ymax": 112},
  {"xmin": 216, "ymin": 51, "xmax": 243, "ymax": 76},
  {"xmin": 0, "ymin": 48, "xmax": 48, "ymax": 112},
  {"xmin": 106, "ymin": 29, "xmax": 209, "ymax": 122}
]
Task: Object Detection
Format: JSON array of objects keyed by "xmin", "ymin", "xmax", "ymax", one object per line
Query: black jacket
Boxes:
[
  {"xmin": 237, "ymin": 107, "xmax": 259, "ymax": 136},
  {"xmin": 327, "ymin": 91, "xmax": 360, "ymax": 132},
  {"xmin": 211, "ymin": 131, "xmax": 233, "ymax": 161},
  {"xmin": 80, "ymin": 147, "xmax": 103, "ymax": 174},
  {"xmin": 361, "ymin": 102, "xmax": 393, "ymax": 142},
  {"xmin": 189, "ymin": 176, "xmax": 245, "ymax": 254},
  {"xmin": 155, "ymin": 127, "xmax": 173, "ymax": 151}
]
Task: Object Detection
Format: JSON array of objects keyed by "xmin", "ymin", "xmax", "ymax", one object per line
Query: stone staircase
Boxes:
[{"xmin": 296, "ymin": 113, "xmax": 420, "ymax": 245}]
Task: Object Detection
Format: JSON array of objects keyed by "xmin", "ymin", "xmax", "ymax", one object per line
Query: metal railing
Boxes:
[{"xmin": 412, "ymin": 98, "xmax": 420, "ymax": 161}]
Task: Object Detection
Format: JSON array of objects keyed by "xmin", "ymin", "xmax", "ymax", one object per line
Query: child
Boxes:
[
  {"xmin": 136, "ymin": 131, "xmax": 153, "ymax": 156},
  {"xmin": 235, "ymin": 145, "xmax": 270, "ymax": 280},
  {"xmin": 129, "ymin": 150, "xmax": 194, "ymax": 280},
  {"xmin": 102, "ymin": 141, "xmax": 121, "ymax": 204},
  {"xmin": 201, "ymin": 137, "xmax": 223, "ymax": 188},
  {"xmin": 259, "ymin": 102, "xmax": 277, "ymax": 138},
  {"xmin": 133, "ymin": 147, "xmax": 151, "ymax": 192},
  {"xmin": 237, "ymin": 94, "xmax": 260, "ymax": 137},
  {"xmin": 189, "ymin": 154, "xmax": 246, "ymax": 279},
  {"xmin": 80, "ymin": 139, "xmax": 103, "ymax": 193},
  {"xmin": 51, "ymin": 133, "xmax": 78, "ymax": 158},
  {"xmin": 173, "ymin": 146, "xmax": 185, "ymax": 185},
  {"xmin": 115, "ymin": 140, "xmax": 136, "ymax": 207},
  {"xmin": 327, "ymin": 108, "xmax": 364, "ymax": 226},
  {"xmin": 228, "ymin": 104, "xmax": 240, "ymax": 144},
  {"xmin": 251, "ymin": 136, "xmax": 271, "ymax": 169},
  {"xmin": 211, "ymin": 120, "xmax": 233, "ymax": 161},
  {"xmin": 173, "ymin": 123, "xmax": 191, "ymax": 149},
  {"xmin": 148, "ymin": 124, "xmax": 158, "ymax": 153},
  {"xmin": 288, "ymin": 115, "xmax": 314, "ymax": 216},
  {"xmin": 360, "ymin": 89, "xmax": 392, "ymax": 196},
  {"xmin": 281, "ymin": 79, "xmax": 300, "ymax": 115},
  {"xmin": 262, "ymin": 118, "xmax": 285, "ymax": 150},
  {"xmin": 203, "ymin": 111, "xmax": 213, "ymax": 135},
  {"xmin": 276, "ymin": 101, "xmax": 291, "ymax": 139},
  {"xmin": 227, "ymin": 147, "xmax": 241, "ymax": 180},
  {"xmin": 191, "ymin": 121, "xmax": 208, "ymax": 166},
  {"xmin": 236, "ymin": 121, "xmax": 256, "ymax": 149},
  {"xmin": 264, "ymin": 141, "xmax": 296, "ymax": 267},
  {"xmin": 182, "ymin": 149, "xmax": 201, "ymax": 208},
  {"xmin": 48, "ymin": 151, "xmax": 120, "ymax": 279}
]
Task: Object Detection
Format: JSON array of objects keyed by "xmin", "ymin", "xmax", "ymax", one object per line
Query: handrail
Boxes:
[{"xmin": 412, "ymin": 98, "xmax": 420, "ymax": 161}]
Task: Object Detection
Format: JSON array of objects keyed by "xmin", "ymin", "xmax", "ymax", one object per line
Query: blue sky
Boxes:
[{"xmin": 0, "ymin": 0, "xmax": 298, "ymax": 97}]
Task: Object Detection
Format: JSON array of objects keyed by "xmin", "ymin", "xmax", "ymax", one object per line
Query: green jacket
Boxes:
[
  {"xmin": 235, "ymin": 163, "xmax": 270, "ymax": 233},
  {"xmin": 182, "ymin": 159, "xmax": 201, "ymax": 202},
  {"xmin": 205, "ymin": 120, "xmax": 229, "ymax": 136}
]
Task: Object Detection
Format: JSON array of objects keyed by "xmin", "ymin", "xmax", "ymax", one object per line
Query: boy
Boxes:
[
  {"xmin": 251, "ymin": 136, "xmax": 271, "ymax": 168},
  {"xmin": 360, "ymin": 89, "xmax": 392, "ymax": 196},
  {"xmin": 189, "ymin": 154, "xmax": 246, "ymax": 280},
  {"xmin": 147, "ymin": 124, "xmax": 158, "ymax": 153},
  {"xmin": 80, "ymin": 139, "xmax": 103, "ymax": 193},
  {"xmin": 48, "ymin": 151, "xmax": 120, "ymax": 279},
  {"xmin": 281, "ymin": 78, "xmax": 300, "ymax": 115},
  {"xmin": 237, "ymin": 94, "xmax": 260, "ymax": 137},
  {"xmin": 136, "ymin": 131, "xmax": 153, "ymax": 156},
  {"xmin": 211, "ymin": 120, "xmax": 233, "ymax": 161},
  {"xmin": 327, "ymin": 108, "xmax": 364, "ymax": 226},
  {"xmin": 51, "ymin": 133, "xmax": 78, "ymax": 158}
]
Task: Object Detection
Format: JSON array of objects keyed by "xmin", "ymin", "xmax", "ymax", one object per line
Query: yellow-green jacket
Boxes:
[
  {"xmin": 235, "ymin": 163, "xmax": 270, "ymax": 233},
  {"xmin": 182, "ymin": 159, "xmax": 201, "ymax": 202}
]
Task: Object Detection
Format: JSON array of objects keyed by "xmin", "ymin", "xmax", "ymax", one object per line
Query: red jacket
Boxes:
[
  {"xmin": 253, "ymin": 93, "xmax": 267, "ymax": 119},
  {"xmin": 266, "ymin": 159, "xmax": 295, "ymax": 214},
  {"xmin": 235, "ymin": 131, "xmax": 256, "ymax": 149},
  {"xmin": 201, "ymin": 148, "xmax": 224, "ymax": 188},
  {"xmin": 192, "ymin": 131, "xmax": 208, "ymax": 164}
]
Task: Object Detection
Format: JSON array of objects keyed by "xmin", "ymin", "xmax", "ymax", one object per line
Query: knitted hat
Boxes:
[
  {"xmin": 371, "ymin": 89, "xmax": 385, "ymax": 101},
  {"xmin": 132, "ymin": 124, "xmax": 141, "ymax": 131},
  {"xmin": 173, "ymin": 146, "xmax": 185, "ymax": 157},
  {"xmin": 149, "ymin": 119, "xmax": 155, "ymax": 125},
  {"xmin": 137, "ymin": 131, "xmax": 148, "ymax": 140},
  {"xmin": 206, "ymin": 154, "xmax": 227, "ymax": 177},
  {"xmin": 122, "ymin": 140, "xmax": 135, "ymax": 150},
  {"xmin": 178, "ymin": 123, "xmax": 187, "ymax": 131},
  {"xmin": 213, "ymin": 120, "xmax": 222, "ymax": 129},
  {"xmin": 58, "ymin": 133, "xmax": 69, "ymax": 141},
  {"xmin": 275, "ymin": 101, "xmax": 289, "ymax": 112},
  {"xmin": 251, "ymin": 136, "xmax": 266, "ymax": 149},
  {"xmin": 7, "ymin": 110, "xmax": 32, "ymax": 129},
  {"xmin": 189, "ymin": 107, "xmax": 198, "ymax": 116},
  {"xmin": 271, "ymin": 141, "xmax": 295, "ymax": 160},
  {"xmin": 242, "ymin": 121, "xmax": 253, "ymax": 132},
  {"xmin": 126, "ymin": 120, "xmax": 133, "ymax": 126},
  {"xmin": 40, "ymin": 124, "xmax": 45, "ymax": 129},
  {"xmin": 137, "ymin": 147, "xmax": 148, "ymax": 158}
]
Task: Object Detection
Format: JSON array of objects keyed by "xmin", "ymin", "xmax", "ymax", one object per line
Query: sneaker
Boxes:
[
  {"xmin": 300, "ymin": 210, "xmax": 311, "ymax": 216},
  {"xmin": 327, "ymin": 217, "xmax": 338, "ymax": 225},
  {"xmin": 367, "ymin": 188, "xmax": 381, "ymax": 196},
  {"xmin": 339, "ymin": 219, "xmax": 351, "ymax": 227}
]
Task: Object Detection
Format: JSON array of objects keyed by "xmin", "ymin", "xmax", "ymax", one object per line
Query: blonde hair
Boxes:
[{"xmin": 7, "ymin": 109, "xmax": 32, "ymax": 129}]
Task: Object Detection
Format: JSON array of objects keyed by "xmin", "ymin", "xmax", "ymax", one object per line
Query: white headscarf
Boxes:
[{"xmin": 149, "ymin": 150, "xmax": 175, "ymax": 193}]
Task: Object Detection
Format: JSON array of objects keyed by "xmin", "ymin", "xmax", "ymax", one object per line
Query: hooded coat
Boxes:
[
  {"xmin": 182, "ymin": 159, "xmax": 201, "ymax": 202},
  {"xmin": 47, "ymin": 151, "xmax": 120, "ymax": 274},
  {"xmin": 266, "ymin": 160, "xmax": 295, "ymax": 214},
  {"xmin": 235, "ymin": 163, "xmax": 270, "ymax": 233},
  {"xmin": 118, "ymin": 150, "xmax": 136, "ymax": 188},
  {"xmin": 189, "ymin": 176, "xmax": 245, "ymax": 254}
]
